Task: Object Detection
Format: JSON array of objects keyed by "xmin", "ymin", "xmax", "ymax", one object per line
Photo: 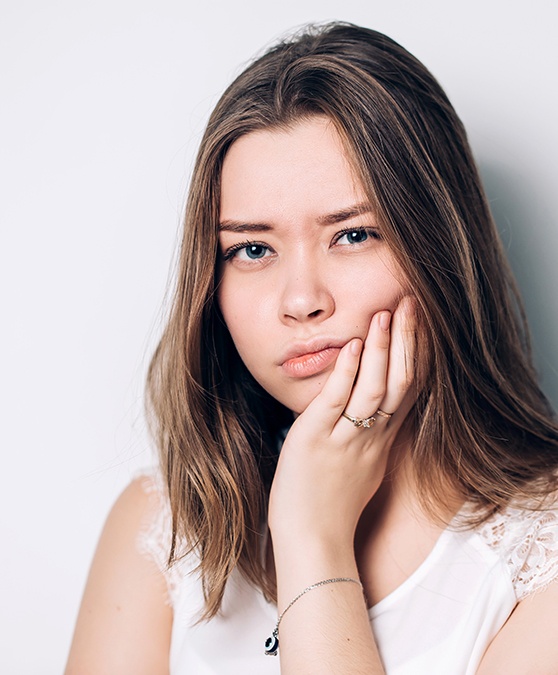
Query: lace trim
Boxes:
[
  {"xmin": 135, "ymin": 466, "xmax": 558, "ymax": 605},
  {"xmin": 135, "ymin": 469, "xmax": 185, "ymax": 607},
  {"xmin": 477, "ymin": 503, "xmax": 558, "ymax": 601}
]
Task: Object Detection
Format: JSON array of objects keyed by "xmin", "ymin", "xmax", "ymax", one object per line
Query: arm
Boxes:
[
  {"xmin": 268, "ymin": 298, "xmax": 416, "ymax": 674},
  {"xmin": 477, "ymin": 581, "xmax": 558, "ymax": 674},
  {"xmin": 65, "ymin": 477, "xmax": 172, "ymax": 675}
]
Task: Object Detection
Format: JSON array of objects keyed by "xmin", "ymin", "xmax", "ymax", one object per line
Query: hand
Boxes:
[{"xmin": 268, "ymin": 296, "xmax": 417, "ymax": 551}]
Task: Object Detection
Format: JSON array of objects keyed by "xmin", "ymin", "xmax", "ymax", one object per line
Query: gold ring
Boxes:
[
  {"xmin": 341, "ymin": 412, "xmax": 376, "ymax": 428},
  {"xmin": 375, "ymin": 409, "xmax": 393, "ymax": 419}
]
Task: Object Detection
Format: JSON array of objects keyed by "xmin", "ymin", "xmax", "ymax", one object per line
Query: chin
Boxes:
[{"xmin": 273, "ymin": 382, "xmax": 326, "ymax": 417}]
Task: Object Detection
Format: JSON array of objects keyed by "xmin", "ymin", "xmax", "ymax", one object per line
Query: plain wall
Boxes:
[{"xmin": 1, "ymin": 1, "xmax": 556, "ymax": 672}]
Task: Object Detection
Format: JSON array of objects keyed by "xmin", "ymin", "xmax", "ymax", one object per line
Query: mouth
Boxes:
[{"xmin": 280, "ymin": 340, "xmax": 345, "ymax": 378}]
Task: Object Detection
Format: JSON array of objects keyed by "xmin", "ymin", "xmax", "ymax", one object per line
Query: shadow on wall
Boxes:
[{"xmin": 480, "ymin": 161, "xmax": 558, "ymax": 412}]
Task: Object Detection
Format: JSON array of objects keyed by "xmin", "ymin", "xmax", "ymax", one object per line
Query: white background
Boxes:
[{"xmin": 1, "ymin": 1, "xmax": 556, "ymax": 672}]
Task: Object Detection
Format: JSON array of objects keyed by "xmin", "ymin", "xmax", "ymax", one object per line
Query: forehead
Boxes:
[{"xmin": 219, "ymin": 117, "xmax": 366, "ymax": 224}]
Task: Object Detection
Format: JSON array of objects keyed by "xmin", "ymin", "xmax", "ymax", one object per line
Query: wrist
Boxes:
[
  {"xmin": 270, "ymin": 524, "xmax": 355, "ymax": 558},
  {"xmin": 271, "ymin": 537, "xmax": 359, "ymax": 600},
  {"xmin": 265, "ymin": 577, "xmax": 365, "ymax": 657}
]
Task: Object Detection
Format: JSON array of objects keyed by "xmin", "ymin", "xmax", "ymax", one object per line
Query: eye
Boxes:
[
  {"xmin": 340, "ymin": 230, "xmax": 369, "ymax": 244},
  {"xmin": 221, "ymin": 240, "xmax": 273, "ymax": 262},
  {"xmin": 334, "ymin": 227, "xmax": 380, "ymax": 246},
  {"xmin": 243, "ymin": 244, "xmax": 268, "ymax": 259}
]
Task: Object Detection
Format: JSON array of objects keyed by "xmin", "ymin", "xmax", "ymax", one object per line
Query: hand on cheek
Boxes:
[{"xmin": 268, "ymin": 295, "xmax": 417, "ymax": 549}]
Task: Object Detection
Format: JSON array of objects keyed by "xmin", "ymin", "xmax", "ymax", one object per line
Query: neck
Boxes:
[{"xmin": 357, "ymin": 427, "xmax": 463, "ymax": 545}]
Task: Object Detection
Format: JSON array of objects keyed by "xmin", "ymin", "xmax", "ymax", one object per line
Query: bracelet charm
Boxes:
[
  {"xmin": 264, "ymin": 577, "xmax": 363, "ymax": 656},
  {"xmin": 264, "ymin": 630, "xmax": 279, "ymax": 656}
]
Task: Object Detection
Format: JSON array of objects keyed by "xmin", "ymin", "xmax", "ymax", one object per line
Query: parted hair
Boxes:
[{"xmin": 146, "ymin": 22, "xmax": 558, "ymax": 619}]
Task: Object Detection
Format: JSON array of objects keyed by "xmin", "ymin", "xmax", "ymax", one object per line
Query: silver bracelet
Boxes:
[{"xmin": 264, "ymin": 577, "xmax": 363, "ymax": 656}]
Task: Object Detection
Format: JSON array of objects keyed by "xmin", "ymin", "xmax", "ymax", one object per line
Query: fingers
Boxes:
[
  {"xmin": 343, "ymin": 295, "xmax": 416, "ymax": 428},
  {"xmin": 343, "ymin": 310, "xmax": 391, "ymax": 420},
  {"xmin": 303, "ymin": 338, "xmax": 363, "ymax": 431},
  {"xmin": 378, "ymin": 296, "xmax": 416, "ymax": 417},
  {"xmin": 301, "ymin": 296, "xmax": 416, "ymax": 436}
]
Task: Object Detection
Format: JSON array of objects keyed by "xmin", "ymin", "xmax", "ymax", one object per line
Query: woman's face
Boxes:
[{"xmin": 217, "ymin": 116, "xmax": 406, "ymax": 414}]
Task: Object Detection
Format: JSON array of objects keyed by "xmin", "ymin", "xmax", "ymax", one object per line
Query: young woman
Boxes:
[{"xmin": 65, "ymin": 22, "xmax": 558, "ymax": 674}]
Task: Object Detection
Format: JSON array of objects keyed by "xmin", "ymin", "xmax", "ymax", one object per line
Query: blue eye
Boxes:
[
  {"xmin": 336, "ymin": 228, "xmax": 378, "ymax": 246},
  {"xmin": 222, "ymin": 241, "xmax": 273, "ymax": 263},
  {"xmin": 244, "ymin": 244, "xmax": 268, "ymax": 259},
  {"xmin": 343, "ymin": 230, "xmax": 368, "ymax": 244}
]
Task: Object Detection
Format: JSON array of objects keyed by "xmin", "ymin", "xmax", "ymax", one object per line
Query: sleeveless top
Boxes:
[{"xmin": 137, "ymin": 471, "xmax": 558, "ymax": 674}]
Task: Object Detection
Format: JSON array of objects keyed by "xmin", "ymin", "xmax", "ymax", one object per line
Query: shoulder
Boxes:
[
  {"xmin": 65, "ymin": 474, "xmax": 173, "ymax": 675},
  {"xmin": 134, "ymin": 470, "xmax": 189, "ymax": 601},
  {"xmin": 475, "ymin": 495, "xmax": 558, "ymax": 600},
  {"xmin": 474, "ymin": 497, "xmax": 558, "ymax": 672},
  {"xmin": 478, "ymin": 578, "xmax": 558, "ymax": 673},
  {"xmin": 96, "ymin": 472, "xmax": 172, "ymax": 579},
  {"xmin": 108, "ymin": 473, "xmax": 163, "ymax": 533}
]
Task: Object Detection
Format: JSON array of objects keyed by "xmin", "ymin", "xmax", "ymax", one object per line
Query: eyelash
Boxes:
[
  {"xmin": 221, "ymin": 226, "xmax": 381, "ymax": 262},
  {"xmin": 332, "ymin": 226, "xmax": 381, "ymax": 245},
  {"xmin": 221, "ymin": 240, "xmax": 271, "ymax": 262}
]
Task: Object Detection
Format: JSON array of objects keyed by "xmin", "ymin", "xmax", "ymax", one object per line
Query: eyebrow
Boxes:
[
  {"xmin": 218, "ymin": 221, "xmax": 273, "ymax": 233},
  {"xmin": 316, "ymin": 202, "xmax": 373, "ymax": 225},
  {"xmin": 218, "ymin": 202, "xmax": 373, "ymax": 233}
]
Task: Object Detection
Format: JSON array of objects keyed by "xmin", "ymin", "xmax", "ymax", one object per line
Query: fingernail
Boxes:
[
  {"xmin": 380, "ymin": 311, "xmax": 391, "ymax": 331},
  {"xmin": 350, "ymin": 338, "xmax": 362, "ymax": 356}
]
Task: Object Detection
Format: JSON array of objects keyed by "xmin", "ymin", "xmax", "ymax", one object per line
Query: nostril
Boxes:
[
  {"xmin": 308, "ymin": 309, "xmax": 323, "ymax": 318},
  {"xmin": 279, "ymin": 284, "xmax": 334, "ymax": 323}
]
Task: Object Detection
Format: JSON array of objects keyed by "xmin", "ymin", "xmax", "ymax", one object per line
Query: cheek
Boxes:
[
  {"xmin": 217, "ymin": 281, "xmax": 272, "ymax": 354},
  {"xmin": 347, "ymin": 268, "xmax": 405, "ymax": 318}
]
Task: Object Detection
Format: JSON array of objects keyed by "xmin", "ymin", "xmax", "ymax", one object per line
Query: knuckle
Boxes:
[
  {"xmin": 397, "ymin": 370, "xmax": 414, "ymax": 393},
  {"xmin": 368, "ymin": 385, "xmax": 386, "ymax": 401},
  {"xmin": 330, "ymin": 396, "xmax": 347, "ymax": 411},
  {"xmin": 396, "ymin": 380, "xmax": 409, "ymax": 396},
  {"xmin": 374, "ymin": 333, "xmax": 390, "ymax": 352}
]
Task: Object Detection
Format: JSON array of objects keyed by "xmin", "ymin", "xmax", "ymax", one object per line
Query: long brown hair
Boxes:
[{"xmin": 146, "ymin": 22, "xmax": 558, "ymax": 618}]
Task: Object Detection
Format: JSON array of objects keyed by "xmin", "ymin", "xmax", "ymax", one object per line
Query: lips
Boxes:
[{"xmin": 280, "ymin": 339, "xmax": 346, "ymax": 378}]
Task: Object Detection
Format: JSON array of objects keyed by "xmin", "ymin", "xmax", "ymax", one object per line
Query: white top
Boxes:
[{"xmin": 137, "ymin": 472, "xmax": 558, "ymax": 674}]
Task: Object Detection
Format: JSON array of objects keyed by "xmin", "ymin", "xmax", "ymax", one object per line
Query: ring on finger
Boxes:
[
  {"xmin": 375, "ymin": 408, "xmax": 393, "ymax": 420},
  {"xmin": 342, "ymin": 412, "xmax": 377, "ymax": 429}
]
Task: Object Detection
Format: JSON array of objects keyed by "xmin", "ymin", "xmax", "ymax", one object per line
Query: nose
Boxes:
[{"xmin": 278, "ymin": 259, "xmax": 335, "ymax": 325}]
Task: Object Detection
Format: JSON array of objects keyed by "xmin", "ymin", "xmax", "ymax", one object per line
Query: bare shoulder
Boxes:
[
  {"xmin": 478, "ymin": 581, "xmax": 558, "ymax": 674},
  {"xmin": 65, "ymin": 476, "xmax": 172, "ymax": 675}
]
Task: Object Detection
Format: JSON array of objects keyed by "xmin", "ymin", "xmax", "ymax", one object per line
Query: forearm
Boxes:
[
  {"xmin": 265, "ymin": 304, "xmax": 415, "ymax": 673},
  {"xmin": 271, "ymin": 538, "xmax": 384, "ymax": 674}
]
